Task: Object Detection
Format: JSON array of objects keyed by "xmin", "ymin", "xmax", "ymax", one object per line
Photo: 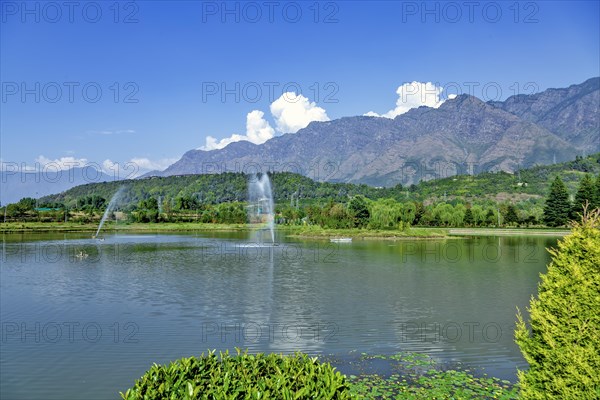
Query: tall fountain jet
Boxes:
[
  {"xmin": 247, "ymin": 173, "xmax": 275, "ymax": 244},
  {"xmin": 93, "ymin": 186, "xmax": 125, "ymax": 239}
]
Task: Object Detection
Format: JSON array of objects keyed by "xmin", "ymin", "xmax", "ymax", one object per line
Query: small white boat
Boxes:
[{"xmin": 330, "ymin": 238, "xmax": 352, "ymax": 243}]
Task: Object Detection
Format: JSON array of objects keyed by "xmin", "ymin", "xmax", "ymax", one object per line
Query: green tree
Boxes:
[
  {"xmin": 515, "ymin": 209, "xmax": 600, "ymax": 398},
  {"xmin": 571, "ymin": 174, "xmax": 596, "ymax": 219},
  {"xmin": 399, "ymin": 202, "xmax": 416, "ymax": 224},
  {"xmin": 412, "ymin": 202, "xmax": 425, "ymax": 225},
  {"xmin": 17, "ymin": 197, "xmax": 36, "ymax": 211},
  {"xmin": 504, "ymin": 204, "xmax": 519, "ymax": 226},
  {"xmin": 485, "ymin": 209, "xmax": 496, "ymax": 226},
  {"xmin": 305, "ymin": 204, "xmax": 325, "ymax": 226},
  {"xmin": 175, "ymin": 195, "xmax": 199, "ymax": 210},
  {"xmin": 463, "ymin": 206, "xmax": 474, "ymax": 227},
  {"xmin": 471, "ymin": 205, "xmax": 486, "ymax": 227},
  {"xmin": 595, "ymin": 174, "xmax": 600, "ymax": 210},
  {"xmin": 146, "ymin": 209, "xmax": 159, "ymax": 223},
  {"xmin": 369, "ymin": 199, "xmax": 402, "ymax": 229},
  {"xmin": 543, "ymin": 176, "xmax": 571, "ymax": 227},
  {"xmin": 347, "ymin": 195, "xmax": 370, "ymax": 228},
  {"xmin": 324, "ymin": 203, "xmax": 352, "ymax": 229},
  {"xmin": 139, "ymin": 197, "xmax": 159, "ymax": 211}
]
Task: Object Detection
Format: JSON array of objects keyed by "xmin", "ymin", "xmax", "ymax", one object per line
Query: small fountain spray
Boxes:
[
  {"xmin": 247, "ymin": 173, "xmax": 275, "ymax": 244},
  {"xmin": 93, "ymin": 187, "xmax": 125, "ymax": 239}
]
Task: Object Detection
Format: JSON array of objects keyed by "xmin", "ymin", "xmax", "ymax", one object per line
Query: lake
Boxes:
[{"xmin": 0, "ymin": 231, "xmax": 559, "ymax": 399}]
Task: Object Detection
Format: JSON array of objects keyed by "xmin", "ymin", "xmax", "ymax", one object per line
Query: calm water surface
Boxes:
[{"xmin": 0, "ymin": 231, "xmax": 559, "ymax": 399}]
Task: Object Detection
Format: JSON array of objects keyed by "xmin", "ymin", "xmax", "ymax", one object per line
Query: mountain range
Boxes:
[
  {"xmin": 3, "ymin": 78, "xmax": 598, "ymax": 205},
  {"xmin": 150, "ymin": 77, "xmax": 599, "ymax": 187},
  {"xmin": 0, "ymin": 168, "xmax": 115, "ymax": 205}
]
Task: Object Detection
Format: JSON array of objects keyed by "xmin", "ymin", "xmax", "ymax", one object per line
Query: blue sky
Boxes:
[{"xmin": 1, "ymin": 0, "xmax": 599, "ymax": 176}]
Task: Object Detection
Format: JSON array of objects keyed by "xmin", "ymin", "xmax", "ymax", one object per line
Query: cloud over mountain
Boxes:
[
  {"xmin": 365, "ymin": 81, "xmax": 448, "ymax": 118},
  {"xmin": 202, "ymin": 110, "xmax": 276, "ymax": 151},
  {"xmin": 200, "ymin": 92, "xmax": 329, "ymax": 151},
  {"xmin": 270, "ymin": 92, "xmax": 329, "ymax": 133},
  {"xmin": 154, "ymin": 78, "xmax": 599, "ymax": 186}
]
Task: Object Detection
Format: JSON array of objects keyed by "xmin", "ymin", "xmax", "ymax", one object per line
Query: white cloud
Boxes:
[
  {"xmin": 363, "ymin": 111, "xmax": 381, "ymax": 117},
  {"xmin": 128, "ymin": 157, "xmax": 178, "ymax": 174},
  {"xmin": 35, "ymin": 155, "xmax": 89, "ymax": 170},
  {"xmin": 102, "ymin": 159, "xmax": 117, "ymax": 173},
  {"xmin": 201, "ymin": 110, "xmax": 275, "ymax": 151},
  {"xmin": 365, "ymin": 82, "xmax": 446, "ymax": 118},
  {"xmin": 200, "ymin": 92, "xmax": 330, "ymax": 151},
  {"xmin": 103, "ymin": 157, "xmax": 179, "ymax": 178},
  {"xmin": 270, "ymin": 92, "xmax": 330, "ymax": 133},
  {"xmin": 246, "ymin": 110, "xmax": 276, "ymax": 142}
]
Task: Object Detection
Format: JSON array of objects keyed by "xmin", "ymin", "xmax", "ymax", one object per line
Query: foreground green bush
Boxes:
[
  {"xmin": 515, "ymin": 208, "xmax": 600, "ymax": 398},
  {"xmin": 120, "ymin": 349, "xmax": 350, "ymax": 399}
]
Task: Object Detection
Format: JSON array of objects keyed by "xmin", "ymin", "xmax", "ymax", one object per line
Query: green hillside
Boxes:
[
  {"xmin": 2, "ymin": 153, "xmax": 597, "ymax": 229},
  {"xmin": 37, "ymin": 153, "xmax": 599, "ymax": 208},
  {"xmin": 409, "ymin": 154, "xmax": 600, "ymax": 202}
]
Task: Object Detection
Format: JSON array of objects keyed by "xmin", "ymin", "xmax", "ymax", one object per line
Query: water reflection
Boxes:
[{"xmin": 1, "ymin": 232, "xmax": 559, "ymax": 399}]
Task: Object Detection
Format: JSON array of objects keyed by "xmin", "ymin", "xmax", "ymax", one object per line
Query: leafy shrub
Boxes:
[
  {"xmin": 120, "ymin": 349, "xmax": 350, "ymax": 399},
  {"xmin": 515, "ymin": 208, "xmax": 600, "ymax": 398}
]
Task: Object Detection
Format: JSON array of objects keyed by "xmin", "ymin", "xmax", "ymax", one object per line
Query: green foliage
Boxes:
[
  {"xmin": 485, "ymin": 209, "xmax": 497, "ymax": 226},
  {"xmin": 325, "ymin": 202, "xmax": 354, "ymax": 229},
  {"xmin": 6, "ymin": 199, "xmax": 33, "ymax": 217},
  {"xmin": 77, "ymin": 194, "xmax": 106, "ymax": 210},
  {"xmin": 463, "ymin": 206, "xmax": 474, "ymax": 226},
  {"xmin": 570, "ymin": 155, "xmax": 598, "ymax": 173},
  {"xmin": 470, "ymin": 204, "xmax": 486, "ymax": 226},
  {"xmin": 139, "ymin": 197, "xmax": 159, "ymax": 211},
  {"xmin": 214, "ymin": 202, "xmax": 247, "ymax": 224},
  {"xmin": 368, "ymin": 199, "xmax": 403, "ymax": 229},
  {"xmin": 175, "ymin": 195, "xmax": 200, "ymax": 211},
  {"xmin": 349, "ymin": 352, "xmax": 518, "ymax": 399},
  {"xmin": 406, "ymin": 153, "xmax": 600, "ymax": 201},
  {"xmin": 17, "ymin": 197, "xmax": 37, "ymax": 210},
  {"xmin": 133, "ymin": 197, "xmax": 161, "ymax": 222},
  {"xmin": 277, "ymin": 204, "xmax": 305, "ymax": 224},
  {"xmin": 571, "ymin": 174, "xmax": 597, "ymax": 219},
  {"xmin": 120, "ymin": 349, "xmax": 350, "ymax": 399},
  {"xmin": 26, "ymin": 153, "xmax": 600, "ymax": 228},
  {"xmin": 504, "ymin": 204, "xmax": 520, "ymax": 226},
  {"xmin": 543, "ymin": 176, "xmax": 571, "ymax": 227},
  {"xmin": 515, "ymin": 209, "xmax": 600, "ymax": 399},
  {"xmin": 347, "ymin": 195, "xmax": 370, "ymax": 228},
  {"xmin": 596, "ymin": 174, "xmax": 600, "ymax": 209},
  {"xmin": 33, "ymin": 153, "xmax": 600, "ymax": 209}
]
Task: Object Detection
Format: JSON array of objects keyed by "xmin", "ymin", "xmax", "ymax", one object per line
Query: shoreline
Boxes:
[
  {"xmin": 0, "ymin": 222, "xmax": 569, "ymax": 238},
  {"xmin": 448, "ymin": 228, "xmax": 569, "ymax": 236},
  {"xmin": 0, "ymin": 222, "xmax": 249, "ymax": 233}
]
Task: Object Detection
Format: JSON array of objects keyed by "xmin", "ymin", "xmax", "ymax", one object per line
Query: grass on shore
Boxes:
[
  {"xmin": 448, "ymin": 227, "xmax": 569, "ymax": 236},
  {"xmin": 0, "ymin": 221, "xmax": 568, "ymax": 239},
  {"xmin": 282, "ymin": 225, "xmax": 450, "ymax": 239},
  {"xmin": 0, "ymin": 221, "xmax": 250, "ymax": 233}
]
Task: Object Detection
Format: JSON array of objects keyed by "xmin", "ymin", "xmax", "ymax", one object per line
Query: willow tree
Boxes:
[{"xmin": 368, "ymin": 199, "xmax": 402, "ymax": 229}]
